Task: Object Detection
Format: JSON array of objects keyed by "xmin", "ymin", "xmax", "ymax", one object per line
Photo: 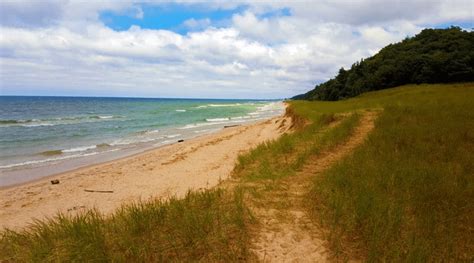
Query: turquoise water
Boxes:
[{"xmin": 0, "ymin": 96, "xmax": 283, "ymax": 184}]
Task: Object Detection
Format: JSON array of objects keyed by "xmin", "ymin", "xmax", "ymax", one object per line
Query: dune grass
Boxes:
[
  {"xmin": 0, "ymin": 189, "xmax": 251, "ymax": 262},
  {"xmin": 233, "ymin": 107, "xmax": 362, "ymax": 183},
  {"xmin": 306, "ymin": 83, "xmax": 474, "ymax": 261}
]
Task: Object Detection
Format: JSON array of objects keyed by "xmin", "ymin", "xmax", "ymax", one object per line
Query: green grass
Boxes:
[
  {"xmin": 233, "ymin": 111, "xmax": 361, "ymax": 182},
  {"xmin": 0, "ymin": 189, "xmax": 251, "ymax": 262},
  {"xmin": 306, "ymin": 83, "xmax": 474, "ymax": 261}
]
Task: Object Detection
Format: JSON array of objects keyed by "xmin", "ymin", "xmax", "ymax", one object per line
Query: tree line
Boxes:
[{"xmin": 293, "ymin": 27, "xmax": 474, "ymax": 101}]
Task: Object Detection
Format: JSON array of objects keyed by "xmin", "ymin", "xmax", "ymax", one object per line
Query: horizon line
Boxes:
[{"xmin": 0, "ymin": 94, "xmax": 286, "ymax": 101}]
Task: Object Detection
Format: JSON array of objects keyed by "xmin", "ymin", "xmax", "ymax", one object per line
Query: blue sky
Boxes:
[
  {"xmin": 99, "ymin": 4, "xmax": 291, "ymax": 34},
  {"xmin": 100, "ymin": 4, "xmax": 242, "ymax": 33},
  {"xmin": 0, "ymin": 1, "xmax": 472, "ymax": 99}
]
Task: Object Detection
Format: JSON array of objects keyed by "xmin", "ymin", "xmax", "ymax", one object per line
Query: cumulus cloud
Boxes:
[
  {"xmin": 0, "ymin": 0, "xmax": 472, "ymax": 98},
  {"xmin": 218, "ymin": 0, "xmax": 473, "ymax": 26},
  {"xmin": 183, "ymin": 18, "xmax": 212, "ymax": 30}
]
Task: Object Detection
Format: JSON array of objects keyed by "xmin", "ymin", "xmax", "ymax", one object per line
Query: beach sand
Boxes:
[{"xmin": 0, "ymin": 114, "xmax": 291, "ymax": 230}]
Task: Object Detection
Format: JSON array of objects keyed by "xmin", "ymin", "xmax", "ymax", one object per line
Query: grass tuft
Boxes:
[{"xmin": 1, "ymin": 189, "xmax": 251, "ymax": 262}]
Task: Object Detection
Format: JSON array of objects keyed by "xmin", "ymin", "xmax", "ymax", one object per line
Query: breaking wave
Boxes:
[{"xmin": 0, "ymin": 115, "xmax": 123, "ymax": 127}]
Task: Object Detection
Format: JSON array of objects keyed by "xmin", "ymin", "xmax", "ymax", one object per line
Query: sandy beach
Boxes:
[{"xmin": 0, "ymin": 113, "xmax": 291, "ymax": 230}]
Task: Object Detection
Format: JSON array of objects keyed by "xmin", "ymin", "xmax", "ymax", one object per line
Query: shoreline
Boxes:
[
  {"xmin": 0, "ymin": 99, "xmax": 285, "ymax": 187},
  {"xmin": 0, "ymin": 125, "xmax": 243, "ymax": 190},
  {"xmin": 0, "ymin": 102, "xmax": 285, "ymax": 188},
  {"xmin": 0, "ymin": 111, "xmax": 291, "ymax": 230},
  {"xmin": 1, "ymin": 142, "xmax": 184, "ymax": 190}
]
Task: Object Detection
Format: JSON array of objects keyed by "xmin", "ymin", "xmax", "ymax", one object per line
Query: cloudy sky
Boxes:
[{"xmin": 0, "ymin": 1, "xmax": 472, "ymax": 99}]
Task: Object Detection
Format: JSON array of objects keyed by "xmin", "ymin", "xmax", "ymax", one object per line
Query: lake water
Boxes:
[{"xmin": 0, "ymin": 96, "xmax": 284, "ymax": 186}]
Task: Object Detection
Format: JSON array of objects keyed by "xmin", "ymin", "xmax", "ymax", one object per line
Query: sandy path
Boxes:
[
  {"xmin": 0, "ymin": 115, "xmax": 291, "ymax": 230},
  {"xmin": 250, "ymin": 111, "xmax": 378, "ymax": 262}
]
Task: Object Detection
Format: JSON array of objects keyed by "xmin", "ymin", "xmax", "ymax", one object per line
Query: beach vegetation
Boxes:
[
  {"xmin": 305, "ymin": 83, "xmax": 474, "ymax": 261},
  {"xmin": 0, "ymin": 189, "xmax": 251, "ymax": 261}
]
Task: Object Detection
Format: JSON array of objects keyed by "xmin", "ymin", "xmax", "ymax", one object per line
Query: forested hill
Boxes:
[{"xmin": 293, "ymin": 27, "xmax": 474, "ymax": 101}]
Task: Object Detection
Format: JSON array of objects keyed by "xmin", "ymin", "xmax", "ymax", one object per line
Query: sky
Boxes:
[{"xmin": 0, "ymin": 1, "xmax": 472, "ymax": 99}]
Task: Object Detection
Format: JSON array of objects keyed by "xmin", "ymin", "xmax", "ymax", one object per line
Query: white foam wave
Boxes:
[
  {"xmin": 110, "ymin": 138, "xmax": 156, "ymax": 146},
  {"xmin": 193, "ymin": 128, "xmax": 220, "ymax": 134},
  {"xmin": 206, "ymin": 117, "xmax": 230, "ymax": 122},
  {"xmin": 179, "ymin": 124, "xmax": 198, "ymax": 129},
  {"xmin": 175, "ymin": 109, "xmax": 186, "ymax": 112},
  {"xmin": 159, "ymin": 139, "xmax": 175, "ymax": 145},
  {"xmin": 209, "ymin": 103, "xmax": 241, "ymax": 107},
  {"xmin": 97, "ymin": 115, "xmax": 114, "ymax": 119},
  {"xmin": 1, "ymin": 115, "xmax": 123, "ymax": 128},
  {"xmin": 179, "ymin": 119, "xmax": 248, "ymax": 130},
  {"xmin": 110, "ymin": 133, "xmax": 171, "ymax": 146},
  {"xmin": 145, "ymin": 129, "xmax": 160, "ymax": 134},
  {"xmin": 194, "ymin": 103, "xmax": 244, "ymax": 109},
  {"xmin": 0, "ymin": 149, "xmax": 118, "ymax": 169},
  {"xmin": 62, "ymin": 145, "xmax": 97, "ymax": 153},
  {"xmin": 247, "ymin": 102, "xmax": 284, "ymax": 116},
  {"xmin": 22, "ymin": 123, "xmax": 56, "ymax": 127},
  {"xmin": 230, "ymin": 116, "xmax": 252, "ymax": 120}
]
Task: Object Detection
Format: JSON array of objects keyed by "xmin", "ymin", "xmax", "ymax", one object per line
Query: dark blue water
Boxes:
[{"xmin": 0, "ymin": 96, "xmax": 283, "ymax": 175}]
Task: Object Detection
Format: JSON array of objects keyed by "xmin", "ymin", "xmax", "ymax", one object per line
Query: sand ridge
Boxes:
[{"xmin": 0, "ymin": 115, "xmax": 291, "ymax": 230}]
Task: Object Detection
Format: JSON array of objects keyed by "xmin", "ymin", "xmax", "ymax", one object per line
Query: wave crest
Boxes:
[{"xmin": 0, "ymin": 115, "xmax": 123, "ymax": 127}]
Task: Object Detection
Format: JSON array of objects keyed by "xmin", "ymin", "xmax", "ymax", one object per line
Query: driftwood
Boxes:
[
  {"xmin": 224, "ymin": 124, "xmax": 240, "ymax": 128},
  {"xmin": 178, "ymin": 139, "xmax": 184, "ymax": 142},
  {"xmin": 51, "ymin": 179, "xmax": 60, "ymax": 185},
  {"xmin": 84, "ymin": 189, "xmax": 114, "ymax": 193}
]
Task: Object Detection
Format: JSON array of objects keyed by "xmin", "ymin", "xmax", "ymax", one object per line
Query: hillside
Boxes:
[{"xmin": 294, "ymin": 27, "xmax": 474, "ymax": 101}]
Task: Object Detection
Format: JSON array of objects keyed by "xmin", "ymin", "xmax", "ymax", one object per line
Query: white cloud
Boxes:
[
  {"xmin": 183, "ymin": 18, "xmax": 212, "ymax": 30},
  {"xmin": 0, "ymin": 0, "xmax": 64, "ymax": 28},
  {"xmin": 0, "ymin": 0, "xmax": 472, "ymax": 98}
]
